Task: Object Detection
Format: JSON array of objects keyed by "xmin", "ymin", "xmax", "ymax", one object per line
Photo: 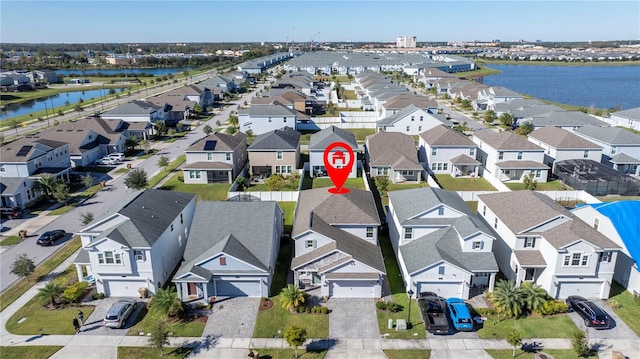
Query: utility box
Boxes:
[
  {"xmin": 388, "ymin": 319, "xmax": 394, "ymax": 329},
  {"xmin": 395, "ymin": 319, "xmax": 407, "ymax": 331}
]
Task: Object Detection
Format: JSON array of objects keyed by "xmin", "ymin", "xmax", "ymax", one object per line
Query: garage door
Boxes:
[
  {"xmin": 556, "ymin": 282, "xmax": 603, "ymax": 299},
  {"xmin": 103, "ymin": 280, "xmax": 147, "ymax": 297},
  {"xmin": 215, "ymin": 280, "xmax": 261, "ymax": 297},
  {"xmin": 417, "ymin": 282, "xmax": 463, "ymax": 299},
  {"xmin": 330, "ymin": 280, "xmax": 376, "ymax": 298}
]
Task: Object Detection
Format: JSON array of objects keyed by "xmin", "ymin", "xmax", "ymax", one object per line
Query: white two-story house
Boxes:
[
  {"xmin": 609, "ymin": 107, "xmax": 640, "ymax": 131},
  {"xmin": 387, "ymin": 188, "xmax": 498, "ymax": 299},
  {"xmin": 238, "ymin": 104, "xmax": 298, "ymax": 135},
  {"xmin": 376, "ymin": 104, "xmax": 452, "ymax": 135},
  {"xmin": 309, "ymin": 126, "xmax": 358, "ymax": 178},
  {"xmin": 477, "ymin": 191, "xmax": 620, "ymax": 299},
  {"xmin": 419, "ymin": 124, "xmax": 480, "ymax": 177},
  {"xmin": 74, "ymin": 189, "xmax": 196, "ymax": 297},
  {"xmin": 473, "ymin": 129, "xmax": 549, "ymax": 182},
  {"xmin": 528, "ymin": 126, "xmax": 603, "ymax": 170},
  {"xmin": 182, "ymin": 132, "xmax": 247, "ymax": 184},
  {"xmin": 575, "ymin": 125, "xmax": 640, "ymax": 176}
]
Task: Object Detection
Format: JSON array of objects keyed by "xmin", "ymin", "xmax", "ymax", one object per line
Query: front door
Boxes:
[{"xmin": 188, "ymin": 283, "xmax": 198, "ymax": 295}]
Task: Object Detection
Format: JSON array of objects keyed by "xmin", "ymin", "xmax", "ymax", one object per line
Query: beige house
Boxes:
[
  {"xmin": 182, "ymin": 132, "xmax": 247, "ymax": 184},
  {"xmin": 365, "ymin": 132, "xmax": 422, "ymax": 183},
  {"xmin": 247, "ymin": 127, "xmax": 300, "ymax": 177}
]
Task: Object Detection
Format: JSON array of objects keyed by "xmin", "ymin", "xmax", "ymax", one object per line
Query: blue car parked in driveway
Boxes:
[{"xmin": 446, "ymin": 298, "xmax": 474, "ymax": 331}]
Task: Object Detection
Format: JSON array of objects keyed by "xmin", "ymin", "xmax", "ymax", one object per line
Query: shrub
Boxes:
[
  {"xmin": 475, "ymin": 308, "xmax": 496, "ymax": 317},
  {"xmin": 305, "ymin": 307, "xmax": 311, "ymax": 313},
  {"xmin": 92, "ymin": 292, "xmax": 105, "ymax": 300},
  {"xmin": 376, "ymin": 301, "xmax": 387, "ymax": 311},
  {"xmin": 386, "ymin": 302, "xmax": 404, "ymax": 313},
  {"xmin": 538, "ymin": 299, "xmax": 568, "ymax": 316},
  {"xmin": 321, "ymin": 306, "xmax": 328, "ymax": 314},
  {"xmin": 63, "ymin": 281, "xmax": 89, "ymax": 303},
  {"xmin": 608, "ymin": 298, "xmax": 622, "ymax": 309}
]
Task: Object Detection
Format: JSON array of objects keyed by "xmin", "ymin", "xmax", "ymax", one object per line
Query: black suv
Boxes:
[
  {"xmin": 1, "ymin": 206, "xmax": 23, "ymax": 219},
  {"xmin": 566, "ymin": 296, "xmax": 610, "ymax": 329}
]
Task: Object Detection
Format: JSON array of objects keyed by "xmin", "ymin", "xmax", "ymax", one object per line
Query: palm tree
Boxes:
[
  {"xmin": 148, "ymin": 287, "xmax": 182, "ymax": 316},
  {"xmin": 520, "ymin": 282, "xmax": 548, "ymax": 314},
  {"xmin": 279, "ymin": 284, "xmax": 305, "ymax": 312},
  {"xmin": 37, "ymin": 174, "xmax": 58, "ymax": 199},
  {"xmin": 36, "ymin": 282, "xmax": 64, "ymax": 307},
  {"xmin": 516, "ymin": 120, "xmax": 535, "ymax": 136},
  {"xmin": 491, "ymin": 280, "xmax": 525, "ymax": 318}
]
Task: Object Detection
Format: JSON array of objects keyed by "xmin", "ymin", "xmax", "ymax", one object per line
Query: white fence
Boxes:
[
  {"xmin": 536, "ymin": 190, "xmax": 601, "ymax": 204},
  {"xmin": 456, "ymin": 191, "xmax": 498, "ymax": 201},
  {"xmin": 228, "ymin": 191, "xmax": 299, "ymax": 201}
]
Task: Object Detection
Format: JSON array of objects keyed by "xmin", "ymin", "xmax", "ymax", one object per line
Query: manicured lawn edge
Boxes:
[
  {"xmin": 148, "ymin": 155, "xmax": 186, "ymax": 188},
  {"xmin": 384, "ymin": 349, "xmax": 431, "ymax": 359},
  {"xmin": 0, "ymin": 235, "xmax": 22, "ymax": 246},
  {"xmin": 0, "ymin": 346, "xmax": 64, "ymax": 359},
  {"xmin": 486, "ymin": 349, "xmax": 597, "ymax": 359},
  {"xmin": 608, "ymin": 282, "xmax": 640, "ymax": 335}
]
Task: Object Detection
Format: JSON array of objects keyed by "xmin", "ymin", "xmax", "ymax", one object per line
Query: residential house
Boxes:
[
  {"xmin": 0, "ymin": 137, "xmax": 71, "ymax": 208},
  {"xmin": 493, "ymin": 99, "xmax": 563, "ymax": 124},
  {"xmin": 182, "ymin": 132, "xmax": 247, "ymax": 184},
  {"xmin": 475, "ymin": 86, "xmax": 524, "ymax": 111},
  {"xmin": 199, "ymin": 75, "xmax": 238, "ymax": 93},
  {"xmin": 291, "ymin": 188, "xmax": 385, "ymax": 298},
  {"xmin": 376, "ymin": 104, "xmax": 451, "ymax": 135},
  {"xmin": 173, "ymin": 201, "xmax": 283, "ymax": 301},
  {"xmin": 524, "ymin": 111, "xmax": 608, "ymax": 131},
  {"xmin": 237, "ymin": 104, "xmax": 298, "ymax": 135},
  {"xmin": 309, "ymin": 126, "xmax": 358, "ymax": 178},
  {"xmin": 472, "ymin": 129, "xmax": 549, "ymax": 182},
  {"xmin": 101, "ymin": 100, "xmax": 165, "ymax": 138},
  {"xmin": 572, "ymin": 201, "xmax": 640, "ymax": 295},
  {"xmin": 419, "ymin": 125, "xmax": 480, "ymax": 177},
  {"xmin": 575, "ymin": 125, "xmax": 640, "ymax": 175},
  {"xmin": 74, "ymin": 189, "xmax": 196, "ymax": 297},
  {"xmin": 364, "ymin": 132, "xmax": 422, "ymax": 183},
  {"xmin": 247, "ymin": 126, "xmax": 300, "ymax": 177},
  {"xmin": 609, "ymin": 107, "xmax": 640, "ymax": 131},
  {"xmin": 147, "ymin": 85, "xmax": 209, "ymax": 124},
  {"xmin": 477, "ymin": 191, "xmax": 619, "ymax": 299},
  {"xmin": 387, "ymin": 188, "xmax": 498, "ymax": 298},
  {"xmin": 38, "ymin": 116, "xmax": 129, "ymax": 168},
  {"xmin": 381, "ymin": 94, "xmax": 438, "ymax": 117},
  {"xmin": 528, "ymin": 126, "xmax": 603, "ymax": 170}
]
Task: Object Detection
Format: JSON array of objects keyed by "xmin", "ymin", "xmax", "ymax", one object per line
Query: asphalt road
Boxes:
[{"xmin": 0, "ymin": 81, "xmax": 268, "ymax": 293}]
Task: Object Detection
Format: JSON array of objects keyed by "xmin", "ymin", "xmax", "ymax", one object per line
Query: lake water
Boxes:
[
  {"xmin": 4, "ymin": 88, "xmax": 127, "ymax": 119},
  {"xmin": 55, "ymin": 67, "xmax": 191, "ymax": 77},
  {"xmin": 481, "ymin": 64, "xmax": 640, "ymax": 110}
]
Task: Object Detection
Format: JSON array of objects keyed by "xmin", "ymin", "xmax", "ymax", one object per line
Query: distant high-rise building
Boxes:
[{"xmin": 396, "ymin": 36, "xmax": 417, "ymax": 48}]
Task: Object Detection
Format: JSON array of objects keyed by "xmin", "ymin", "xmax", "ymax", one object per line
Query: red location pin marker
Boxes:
[{"xmin": 323, "ymin": 141, "xmax": 355, "ymax": 194}]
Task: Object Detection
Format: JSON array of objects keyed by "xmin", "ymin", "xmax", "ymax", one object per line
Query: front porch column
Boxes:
[
  {"xmin": 228, "ymin": 171, "xmax": 232, "ymax": 184},
  {"xmin": 474, "ymin": 166, "xmax": 479, "ymax": 177},
  {"xmin": 177, "ymin": 283, "xmax": 183, "ymax": 302},
  {"xmin": 488, "ymin": 272, "xmax": 496, "ymax": 293},
  {"xmin": 75, "ymin": 264, "xmax": 84, "ymax": 282}
]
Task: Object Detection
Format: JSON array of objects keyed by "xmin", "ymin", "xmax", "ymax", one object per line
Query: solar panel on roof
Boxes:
[
  {"xmin": 16, "ymin": 145, "xmax": 33, "ymax": 157},
  {"xmin": 203, "ymin": 140, "xmax": 217, "ymax": 150}
]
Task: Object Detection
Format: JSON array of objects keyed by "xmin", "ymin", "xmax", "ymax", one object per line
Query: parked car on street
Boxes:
[
  {"xmin": 418, "ymin": 294, "xmax": 450, "ymax": 335},
  {"xmin": 104, "ymin": 299, "xmax": 137, "ymax": 328},
  {"xmin": 446, "ymin": 298, "xmax": 474, "ymax": 331},
  {"xmin": 108, "ymin": 153, "xmax": 125, "ymax": 161},
  {"xmin": 1, "ymin": 206, "xmax": 24, "ymax": 219},
  {"xmin": 95, "ymin": 157, "xmax": 118, "ymax": 165},
  {"xmin": 566, "ymin": 296, "xmax": 610, "ymax": 329},
  {"xmin": 36, "ymin": 230, "xmax": 66, "ymax": 246}
]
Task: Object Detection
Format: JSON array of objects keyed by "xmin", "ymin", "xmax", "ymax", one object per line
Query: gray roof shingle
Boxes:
[
  {"xmin": 248, "ymin": 126, "xmax": 300, "ymax": 151},
  {"xmin": 419, "ymin": 124, "xmax": 476, "ymax": 147},
  {"xmin": 529, "ymin": 126, "xmax": 602, "ymax": 149},
  {"xmin": 473, "ymin": 130, "xmax": 544, "ymax": 151},
  {"xmin": 575, "ymin": 124, "xmax": 640, "ymax": 145},
  {"xmin": 365, "ymin": 132, "xmax": 420, "ymax": 168},
  {"xmin": 309, "ymin": 126, "xmax": 358, "ymax": 150}
]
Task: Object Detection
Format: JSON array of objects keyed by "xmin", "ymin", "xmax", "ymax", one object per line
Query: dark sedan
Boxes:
[
  {"xmin": 566, "ymin": 296, "xmax": 610, "ymax": 329},
  {"xmin": 37, "ymin": 230, "xmax": 66, "ymax": 246}
]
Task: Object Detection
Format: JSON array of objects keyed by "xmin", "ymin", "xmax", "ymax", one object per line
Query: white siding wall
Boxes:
[
  {"xmin": 333, "ymin": 224, "xmax": 378, "ymax": 244},
  {"xmin": 294, "ymin": 231, "xmax": 333, "ymax": 257},
  {"xmin": 383, "ymin": 111, "xmax": 445, "ymax": 136},
  {"xmin": 239, "ymin": 114, "xmax": 292, "ymax": 135},
  {"xmin": 309, "ymin": 149, "xmax": 357, "ymax": 178}
]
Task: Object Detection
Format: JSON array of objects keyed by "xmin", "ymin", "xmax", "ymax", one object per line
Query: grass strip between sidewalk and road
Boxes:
[
  {"xmin": 0, "ymin": 346, "xmax": 64, "ymax": 359},
  {"xmin": 486, "ymin": 349, "xmax": 597, "ymax": 359},
  {"xmin": 0, "ymin": 236, "xmax": 81, "ymax": 312},
  {"xmin": 118, "ymin": 346, "xmax": 193, "ymax": 359},
  {"xmin": 148, "ymin": 154, "xmax": 186, "ymax": 188},
  {"xmin": 0, "ymin": 236, "xmax": 22, "ymax": 246}
]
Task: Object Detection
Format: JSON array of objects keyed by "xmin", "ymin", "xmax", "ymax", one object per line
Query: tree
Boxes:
[
  {"xmin": 53, "ymin": 182, "xmax": 71, "ymax": 205},
  {"xmin": 36, "ymin": 281, "xmax": 64, "ymax": 308},
  {"xmin": 516, "ymin": 121, "xmax": 535, "ymax": 136},
  {"xmin": 124, "ymin": 169, "xmax": 148, "ymax": 190},
  {"xmin": 522, "ymin": 173, "xmax": 538, "ymax": 190},
  {"xmin": 37, "ymin": 173, "xmax": 58, "ymax": 199},
  {"xmin": 265, "ymin": 174, "xmax": 286, "ymax": 191},
  {"xmin": 499, "ymin": 112, "xmax": 514, "ymax": 127},
  {"xmin": 520, "ymin": 282, "xmax": 547, "ymax": 313},
  {"xmin": 149, "ymin": 287, "xmax": 182, "ymax": 316},
  {"xmin": 141, "ymin": 140, "xmax": 151, "ymax": 155},
  {"xmin": 176, "ymin": 122, "xmax": 184, "ymax": 133},
  {"xmin": 74, "ymin": 104, "xmax": 83, "ymax": 113},
  {"xmin": 157, "ymin": 155, "xmax": 170, "ymax": 172},
  {"xmin": 126, "ymin": 135, "xmax": 140, "ymax": 151},
  {"xmin": 228, "ymin": 112, "xmax": 239, "ymax": 127},
  {"xmin": 571, "ymin": 329, "xmax": 591, "ymax": 357},
  {"xmin": 82, "ymin": 173, "xmax": 95, "ymax": 188},
  {"xmin": 192, "ymin": 103, "xmax": 203, "ymax": 117},
  {"xmin": 279, "ymin": 284, "xmax": 305, "ymax": 312},
  {"xmin": 80, "ymin": 212, "xmax": 94, "ymax": 226},
  {"xmin": 225, "ymin": 125, "xmax": 238, "ymax": 135},
  {"xmin": 245, "ymin": 129, "xmax": 256, "ymax": 145},
  {"xmin": 8, "ymin": 118, "xmax": 21, "ymax": 136},
  {"xmin": 148, "ymin": 320, "xmax": 170, "ymax": 356},
  {"xmin": 203, "ymin": 124, "xmax": 214, "ymax": 135},
  {"xmin": 491, "ymin": 280, "xmax": 525, "ymax": 318},
  {"xmin": 374, "ymin": 176, "xmax": 390, "ymax": 196},
  {"xmin": 506, "ymin": 328, "xmax": 523, "ymax": 358},
  {"xmin": 167, "ymin": 128, "xmax": 176, "ymax": 138},
  {"xmin": 284, "ymin": 325, "xmax": 307, "ymax": 359},
  {"xmin": 153, "ymin": 121, "xmax": 167, "ymax": 136},
  {"xmin": 483, "ymin": 109, "xmax": 497, "ymax": 124},
  {"xmin": 236, "ymin": 176, "xmax": 248, "ymax": 191},
  {"xmin": 10, "ymin": 254, "xmax": 35, "ymax": 279}
]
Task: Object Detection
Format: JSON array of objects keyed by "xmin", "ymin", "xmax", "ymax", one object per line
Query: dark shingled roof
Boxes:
[
  {"xmin": 473, "ymin": 129, "xmax": 543, "ymax": 151},
  {"xmin": 576, "ymin": 125, "xmax": 640, "ymax": 145},
  {"xmin": 309, "ymin": 126, "xmax": 358, "ymax": 150},
  {"xmin": 186, "ymin": 132, "xmax": 246, "ymax": 152},
  {"xmin": 248, "ymin": 126, "xmax": 300, "ymax": 151},
  {"xmin": 419, "ymin": 124, "xmax": 476, "ymax": 147}
]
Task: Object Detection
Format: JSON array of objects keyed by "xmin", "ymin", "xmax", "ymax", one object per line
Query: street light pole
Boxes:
[
  {"xmin": 407, "ymin": 289, "xmax": 414, "ymax": 329},
  {"xmin": 43, "ymin": 101, "xmax": 50, "ymax": 127}
]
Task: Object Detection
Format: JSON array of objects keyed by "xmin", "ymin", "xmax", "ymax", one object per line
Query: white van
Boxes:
[{"xmin": 108, "ymin": 153, "xmax": 125, "ymax": 161}]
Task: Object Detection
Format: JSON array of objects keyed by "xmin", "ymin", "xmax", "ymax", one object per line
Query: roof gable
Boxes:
[
  {"xmin": 309, "ymin": 126, "xmax": 358, "ymax": 150},
  {"xmin": 248, "ymin": 126, "xmax": 300, "ymax": 150}
]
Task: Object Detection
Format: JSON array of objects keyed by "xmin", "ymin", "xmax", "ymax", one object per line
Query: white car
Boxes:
[
  {"xmin": 104, "ymin": 299, "xmax": 137, "ymax": 328},
  {"xmin": 96, "ymin": 157, "xmax": 118, "ymax": 165},
  {"xmin": 108, "ymin": 153, "xmax": 125, "ymax": 161}
]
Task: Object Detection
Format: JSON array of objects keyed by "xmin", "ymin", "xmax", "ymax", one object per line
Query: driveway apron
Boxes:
[
  {"xmin": 327, "ymin": 298, "xmax": 379, "ymax": 339},
  {"xmin": 566, "ymin": 299, "xmax": 639, "ymax": 340},
  {"xmin": 203, "ymin": 297, "xmax": 260, "ymax": 338}
]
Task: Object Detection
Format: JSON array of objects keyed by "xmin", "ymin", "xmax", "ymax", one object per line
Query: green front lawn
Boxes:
[
  {"xmin": 312, "ymin": 177, "xmax": 366, "ymax": 191},
  {"xmin": 345, "ymin": 128, "xmax": 376, "ymax": 141},
  {"xmin": 384, "ymin": 349, "xmax": 431, "ymax": 359},
  {"xmin": 0, "ymin": 236, "xmax": 22, "ymax": 246},
  {"xmin": 505, "ymin": 180, "xmax": 570, "ymax": 191},
  {"xmin": 477, "ymin": 314, "xmax": 578, "ymax": 339},
  {"xmin": 608, "ymin": 282, "xmax": 640, "ymax": 335},
  {"xmin": 486, "ymin": 349, "xmax": 597, "ymax": 359},
  {"xmin": 147, "ymin": 155, "xmax": 186, "ymax": 188},
  {"xmin": 251, "ymin": 349, "xmax": 327, "ymax": 359},
  {"xmin": 376, "ymin": 293, "xmax": 425, "ymax": 339},
  {"xmin": 127, "ymin": 305, "xmax": 205, "ymax": 337},
  {"xmin": 434, "ymin": 174, "xmax": 497, "ymax": 191},
  {"xmin": 0, "ymin": 346, "xmax": 64, "ymax": 359},
  {"xmin": 253, "ymin": 298, "xmax": 329, "ymax": 338},
  {"xmin": 159, "ymin": 173, "xmax": 231, "ymax": 201},
  {"xmin": 118, "ymin": 347, "xmax": 193, "ymax": 359}
]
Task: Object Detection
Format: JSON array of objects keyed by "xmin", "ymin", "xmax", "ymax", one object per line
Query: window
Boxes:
[
  {"xmin": 225, "ymin": 153, "xmax": 231, "ymax": 161},
  {"xmin": 517, "ymin": 152, "xmax": 523, "ymax": 160},
  {"xmin": 438, "ymin": 266, "xmax": 445, "ymax": 275},
  {"xmin": 219, "ymin": 256, "xmax": 227, "ymax": 266},
  {"xmin": 524, "ymin": 237, "xmax": 536, "ymax": 248},
  {"xmin": 581, "ymin": 255, "xmax": 589, "ymax": 266},
  {"xmin": 572, "ymin": 253, "xmax": 581, "ymax": 266},
  {"xmin": 431, "ymin": 163, "xmax": 437, "ymax": 170},
  {"xmin": 305, "ymin": 239, "xmax": 315, "ymax": 248},
  {"xmin": 482, "ymin": 205, "xmax": 486, "ymax": 216},
  {"xmin": 432, "ymin": 148, "xmax": 437, "ymax": 156},
  {"xmin": 418, "ymin": 126, "xmax": 422, "ymax": 132},
  {"xmin": 498, "ymin": 152, "xmax": 504, "ymax": 160},
  {"xmin": 583, "ymin": 150, "xmax": 589, "ymax": 158},
  {"xmin": 134, "ymin": 250, "xmax": 145, "ymax": 262},
  {"xmin": 438, "ymin": 207, "xmax": 444, "ymax": 215},
  {"xmin": 437, "ymin": 163, "xmax": 443, "ymax": 171},
  {"xmin": 180, "ymin": 213, "xmax": 184, "ymax": 224},
  {"xmin": 611, "ymin": 146, "xmax": 617, "ymax": 155},
  {"xmin": 411, "ymin": 116, "xmax": 415, "ymax": 121},
  {"xmin": 563, "ymin": 255, "xmax": 570, "ymax": 266},
  {"xmin": 469, "ymin": 148, "xmax": 475, "ymax": 156},
  {"xmin": 366, "ymin": 227, "xmax": 374, "ymax": 238},
  {"xmin": 406, "ymin": 126, "xmax": 410, "ymax": 132},
  {"xmin": 276, "ymin": 151, "xmax": 283, "ymax": 160},
  {"xmin": 400, "ymin": 170, "xmax": 414, "ymax": 176},
  {"xmin": 99, "ymin": 251, "xmax": 121, "ymax": 265},
  {"xmin": 494, "ymin": 218, "xmax": 498, "ymax": 229},
  {"xmin": 420, "ymin": 116, "xmax": 423, "ymax": 121},
  {"xmin": 599, "ymin": 251, "xmax": 612, "ymax": 263},
  {"xmin": 275, "ymin": 166, "xmax": 281, "ymax": 174},
  {"xmin": 189, "ymin": 171, "xmax": 201, "ymax": 179},
  {"xmin": 473, "ymin": 241, "xmax": 482, "ymax": 250},
  {"xmin": 105, "ymin": 251, "xmax": 114, "ymax": 264},
  {"xmin": 404, "ymin": 228, "xmax": 413, "ymax": 240},
  {"xmin": 504, "ymin": 169, "xmax": 511, "ymax": 175},
  {"xmin": 443, "ymin": 163, "xmax": 448, "ymax": 171},
  {"xmin": 534, "ymin": 169, "xmax": 541, "ymax": 178},
  {"xmin": 170, "ymin": 224, "xmax": 174, "ymax": 232},
  {"xmin": 207, "ymin": 153, "xmax": 213, "ymax": 160},
  {"xmin": 593, "ymin": 218, "xmax": 599, "ymax": 230}
]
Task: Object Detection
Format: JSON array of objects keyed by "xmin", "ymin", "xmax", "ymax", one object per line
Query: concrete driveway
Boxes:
[
  {"xmin": 327, "ymin": 298, "xmax": 380, "ymax": 339},
  {"xmin": 566, "ymin": 299, "xmax": 638, "ymax": 340},
  {"xmin": 78, "ymin": 296, "xmax": 145, "ymax": 336},
  {"xmin": 203, "ymin": 297, "xmax": 260, "ymax": 338}
]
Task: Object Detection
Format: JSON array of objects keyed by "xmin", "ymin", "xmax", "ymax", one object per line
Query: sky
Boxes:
[{"xmin": 1, "ymin": 1, "xmax": 639, "ymax": 44}]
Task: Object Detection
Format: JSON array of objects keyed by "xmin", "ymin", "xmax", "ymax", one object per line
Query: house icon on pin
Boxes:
[{"xmin": 331, "ymin": 151, "xmax": 347, "ymax": 166}]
